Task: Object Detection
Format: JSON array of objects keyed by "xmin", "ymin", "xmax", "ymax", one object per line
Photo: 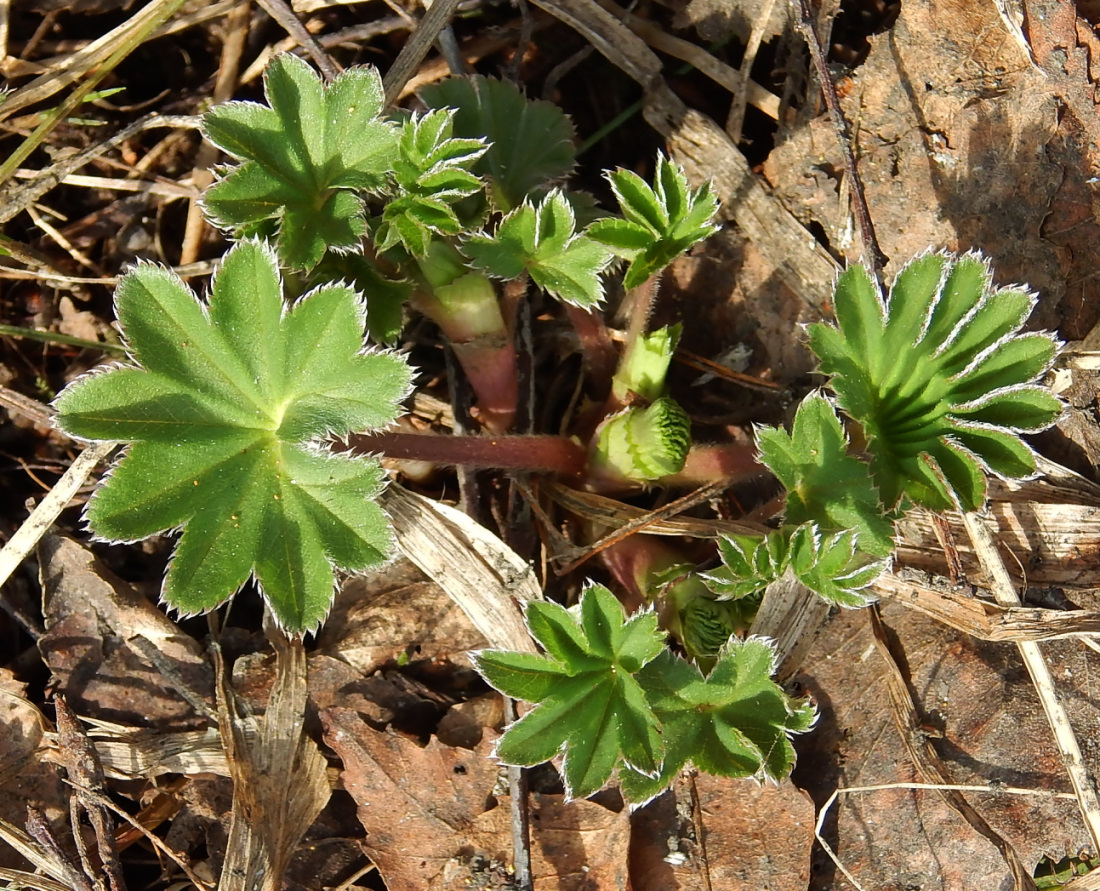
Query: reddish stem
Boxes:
[
  {"xmin": 349, "ymin": 430, "xmax": 588, "ymax": 477},
  {"xmin": 663, "ymin": 443, "xmax": 764, "ymax": 486}
]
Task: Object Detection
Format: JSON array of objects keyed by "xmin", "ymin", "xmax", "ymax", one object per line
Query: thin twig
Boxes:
[
  {"xmin": 254, "ymin": 0, "xmax": 339, "ymax": 81},
  {"xmin": 726, "ymin": 0, "xmax": 780, "ymax": 142},
  {"xmin": 795, "ymin": 0, "xmax": 887, "ymax": 290},
  {"xmin": 961, "ymin": 511, "xmax": 1100, "ymax": 853},
  {"xmin": 551, "ymin": 475, "xmax": 743, "ymax": 574},
  {"xmin": 382, "ymin": 0, "xmax": 464, "ymax": 106}
]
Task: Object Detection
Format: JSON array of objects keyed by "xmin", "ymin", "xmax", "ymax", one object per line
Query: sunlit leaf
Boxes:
[{"xmin": 53, "ymin": 240, "xmax": 413, "ymax": 633}]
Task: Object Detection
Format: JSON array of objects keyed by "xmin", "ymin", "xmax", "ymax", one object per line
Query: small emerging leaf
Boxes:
[
  {"xmin": 374, "ymin": 109, "xmax": 487, "ymax": 257},
  {"xmin": 594, "ymin": 396, "xmax": 692, "ymax": 483},
  {"xmin": 462, "ymin": 190, "xmax": 613, "ymax": 307},
  {"xmin": 54, "ymin": 240, "xmax": 413, "ymax": 633},
  {"xmin": 588, "ymin": 154, "xmax": 719, "ymax": 290},
  {"xmin": 756, "ymin": 392, "xmax": 895, "ymax": 556}
]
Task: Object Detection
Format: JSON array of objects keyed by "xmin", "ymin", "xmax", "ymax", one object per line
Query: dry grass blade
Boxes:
[
  {"xmin": 875, "ymin": 571, "xmax": 1100, "ymax": 642},
  {"xmin": 0, "ymin": 814, "xmax": 87, "ymax": 891},
  {"xmin": 962, "ymin": 511, "xmax": 1100, "ymax": 854},
  {"xmin": 382, "ymin": 0, "xmax": 465, "ymax": 105},
  {"xmin": 0, "ymin": 0, "xmax": 192, "ymax": 186},
  {"xmin": 0, "ymin": 867, "xmax": 74, "ymax": 891},
  {"xmin": 749, "ymin": 575, "xmax": 831, "ymax": 683},
  {"xmin": 380, "ymin": 484, "xmax": 540, "ymax": 654},
  {"xmin": 0, "ymin": 113, "xmax": 201, "ymax": 226},
  {"xmin": 214, "ymin": 629, "xmax": 330, "ymax": 891},
  {"xmin": 0, "ymin": 440, "xmax": 115, "ymax": 594},
  {"xmin": 533, "ymin": 0, "xmax": 839, "ymax": 312}
]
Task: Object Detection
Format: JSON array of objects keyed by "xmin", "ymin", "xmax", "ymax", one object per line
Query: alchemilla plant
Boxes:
[
  {"xmin": 52, "ymin": 53, "xmax": 1064, "ymax": 805},
  {"xmin": 55, "ymin": 240, "xmax": 412, "ymax": 633}
]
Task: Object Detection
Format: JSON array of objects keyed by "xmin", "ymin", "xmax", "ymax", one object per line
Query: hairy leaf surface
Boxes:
[
  {"xmin": 587, "ymin": 154, "xmax": 719, "ymax": 290},
  {"xmin": 473, "ymin": 584, "xmax": 664, "ymax": 800},
  {"xmin": 203, "ymin": 54, "xmax": 398, "ymax": 270},
  {"xmin": 54, "ymin": 240, "xmax": 413, "ymax": 633},
  {"xmin": 463, "ymin": 190, "xmax": 612, "ymax": 307},
  {"xmin": 809, "ymin": 254, "xmax": 1063, "ymax": 510},
  {"xmin": 619, "ymin": 640, "xmax": 816, "ymax": 804}
]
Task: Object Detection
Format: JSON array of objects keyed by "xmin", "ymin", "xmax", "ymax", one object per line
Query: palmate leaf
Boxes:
[
  {"xmin": 462, "ymin": 190, "xmax": 613, "ymax": 307},
  {"xmin": 619, "ymin": 640, "xmax": 817, "ymax": 805},
  {"xmin": 53, "ymin": 240, "xmax": 413, "ymax": 634},
  {"xmin": 202, "ymin": 54, "xmax": 398, "ymax": 270},
  {"xmin": 809, "ymin": 253, "xmax": 1064, "ymax": 511},
  {"xmin": 587, "ymin": 154, "xmax": 719, "ymax": 290},
  {"xmin": 705, "ymin": 524, "xmax": 886, "ymax": 609},
  {"xmin": 473, "ymin": 584, "xmax": 665, "ymax": 800}
]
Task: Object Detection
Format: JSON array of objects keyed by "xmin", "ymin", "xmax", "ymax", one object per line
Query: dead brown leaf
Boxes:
[
  {"xmin": 0, "ymin": 670, "xmax": 66, "ymax": 871},
  {"xmin": 37, "ymin": 535, "xmax": 213, "ymax": 730},
  {"xmin": 794, "ymin": 600, "xmax": 1092, "ymax": 888},
  {"xmin": 631, "ymin": 775, "xmax": 814, "ymax": 890},
  {"xmin": 317, "ymin": 557, "xmax": 488, "ymax": 677},
  {"xmin": 322, "ymin": 706, "xmax": 632, "ymax": 890}
]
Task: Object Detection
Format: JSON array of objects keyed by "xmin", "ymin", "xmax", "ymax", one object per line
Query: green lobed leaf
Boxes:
[
  {"xmin": 703, "ymin": 534, "xmax": 779, "ymax": 600},
  {"xmin": 787, "ymin": 525, "xmax": 884, "ymax": 608},
  {"xmin": 419, "ymin": 75, "xmax": 576, "ymax": 213},
  {"xmin": 462, "ymin": 190, "xmax": 613, "ymax": 307},
  {"xmin": 619, "ymin": 641, "xmax": 816, "ymax": 804},
  {"xmin": 54, "ymin": 239, "xmax": 413, "ymax": 633},
  {"xmin": 472, "ymin": 584, "xmax": 665, "ymax": 800},
  {"xmin": 203, "ymin": 54, "xmax": 398, "ymax": 270},
  {"xmin": 809, "ymin": 253, "xmax": 1063, "ymax": 511},
  {"xmin": 588, "ymin": 154, "xmax": 719, "ymax": 291}
]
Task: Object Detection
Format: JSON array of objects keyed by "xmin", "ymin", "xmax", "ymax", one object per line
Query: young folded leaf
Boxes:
[
  {"xmin": 202, "ymin": 54, "xmax": 398, "ymax": 271},
  {"xmin": 809, "ymin": 254, "xmax": 1063, "ymax": 511},
  {"xmin": 756, "ymin": 392, "xmax": 895, "ymax": 557},
  {"xmin": 705, "ymin": 523, "xmax": 885, "ymax": 609},
  {"xmin": 374, "ymin": 109, "xmax": 487, "ymax": 257},
  {"xmin": 53, "ymin": 240, "xmax": 413, "ymax": 634},
  {"xmin": 587, "ymin": 153, "xmax": 719, "ymax": 290},
  {"xmin": 473, "ymin": 584, "xmax": 665, "ymax": 800}
]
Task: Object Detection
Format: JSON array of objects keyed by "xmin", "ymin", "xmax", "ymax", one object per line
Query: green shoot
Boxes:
[
  {"xmin": 374, "ymin": 109, "xmax": 486, "ymax": 257},
  {"xmin": 462, "ymin": 190, "xmax": 613, "ymax": 308},
  {"xmin": 53, "ymin": 240, "xmax": 413, "ymax": 634},
  {"xmin": 593, "ymin": 396, "xmax": 692, "ymax": 483},
  {"xmin": 588, "ymin": 153, "xmax": 720, "ymax": 290}
]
